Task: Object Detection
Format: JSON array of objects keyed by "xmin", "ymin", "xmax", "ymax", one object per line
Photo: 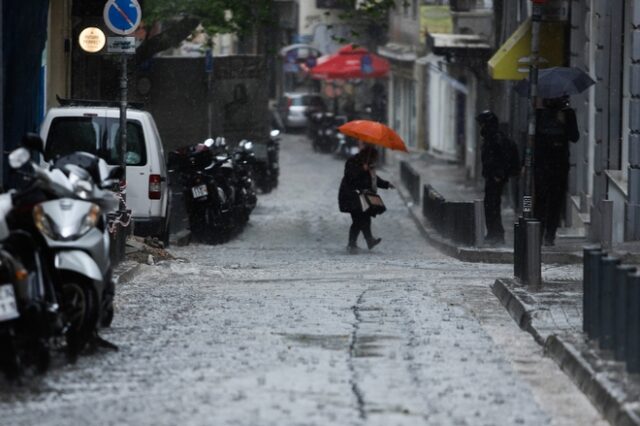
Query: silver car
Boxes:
[{"xmin": 278, "ymin": 93, "xmax": 326, "ymax": 129}]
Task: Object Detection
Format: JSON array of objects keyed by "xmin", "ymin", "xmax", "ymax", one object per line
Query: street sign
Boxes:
[
  {"xmin": 103, "ymin": 0, "xmax": 142, "ymax": 36},
  {"xmin": 108, "ymin": 36, "xmax": 136, "ymax": 54},
  {"xmin": 205, "ymin": 49, "xmax": 213, "ymax": 73},
  {"xmin": 78, "ymin": 27, "xmax": 106, "ymax": 53},
  {"xmin": 361, "ymin": 55, "xmax": 373, "ymax": 75}
]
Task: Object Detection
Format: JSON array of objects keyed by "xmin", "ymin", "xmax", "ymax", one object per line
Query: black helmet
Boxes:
[{"xmin": 476, "ymin": 110, "xmax": 498, "ymax": 125}]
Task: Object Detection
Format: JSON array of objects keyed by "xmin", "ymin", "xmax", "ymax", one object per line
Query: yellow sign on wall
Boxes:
[{"xmin": 488, "ymin": 18, "xmax": 566, "ymax": 80}]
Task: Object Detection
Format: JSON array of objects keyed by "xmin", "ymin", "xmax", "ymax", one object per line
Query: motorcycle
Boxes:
[
  {"xmin": 312, "ymin": 112, "xmax": 339, "ymax": 153},
  {"xmin": 0, "ymin": 135, "xmax": 121, "ymax": 376},
  {"xmin": 232, "ymin": 140, "xmax": 258, "ymax": 224},
  {"xmin": 253, "ymin": 130, "xmax": 280, "ymax": 194},
  {"xmin": 168, "ymin": 141, "xmax": 234, "ymax": 244}
]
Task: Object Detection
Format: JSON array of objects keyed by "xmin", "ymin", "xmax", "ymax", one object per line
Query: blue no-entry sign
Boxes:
[{"xmin": 103, "ymin": 0, "xmax": 141, "ymax": 36}]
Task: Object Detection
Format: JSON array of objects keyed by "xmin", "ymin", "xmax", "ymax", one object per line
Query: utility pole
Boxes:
[
  {"xmin": 516, "ymin": 0, "xmax": 545, "ymax": 288},
  {"xmin": 119, "ymin": 54, "xmax": 128, "ymax": 174}
]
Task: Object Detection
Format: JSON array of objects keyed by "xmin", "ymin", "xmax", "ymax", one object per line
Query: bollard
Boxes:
[
  {"xmin": 599, "ymin": 255, "xmax": 621, "ymax": 351},
  {"xmin": 582, "ymin": 246, "xmax": 602, "ymax": 336},
  {"xmin": 626, "ymin": 273, "xmax": 640, "ymax": 373},
  {"xmin": 514, "ymin": 221, "xmax": 521, "ymax": 279},
  {"xmin": 526, "ymin": 220, "xmax": 541, "ymax": 288},
  {"xmin": 614, "ymin": 265, "xmax": 636, "ymax": 361},
  {"xmin": 587, "ymin": 250, "xmax": 608, "ymax": 340}
]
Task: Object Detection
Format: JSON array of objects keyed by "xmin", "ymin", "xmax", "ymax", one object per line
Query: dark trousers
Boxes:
[
  {"xmin": 534, "ymin": 165, "xmax": 568, "ymax": 242},
  {"xmin": 349, "ymin": 212, "xmax": 373, "ymax": 246},
  {"xmin": 484, "ymin": 178, "xmax": 505, "ymax": 239}
]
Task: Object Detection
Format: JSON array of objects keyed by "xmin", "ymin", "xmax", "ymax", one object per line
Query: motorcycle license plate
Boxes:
[
  {"xmin": 191, "ymin": 184, "xmax": 208, "ymax": 199},
  {"xmin": 0, "ymin": 284, "xmax": 19, "ymax": 322}
]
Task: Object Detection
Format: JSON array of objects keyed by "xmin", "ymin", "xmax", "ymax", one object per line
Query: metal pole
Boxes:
[
  {"xmin": 626, "ymin": 272, "xmax": 640, "ymax": 373},
  {"xmin": 120, "ymin": 54, "xmax": 128, "ymax": 175},
  {"xmin": 208, "ymin": 71, "xmax": 213, "ymax": 138},
  {"xmin": 523, "ymin": 3, "xmax": 542, "ymax": 218},
  {"xmin": 599, "ymin": 255, "xmax": 621, "ymax": 351},
  {"xmin": 583, "ymin": 246, "xmax": 602, "ymax": 337},
  {"xmin": 526, "ymin": 220, "xmax": 542, "ymax": 288},
  {"xmin": 615, "ymin": 265, "xmax": 636, "ymax": 361}
]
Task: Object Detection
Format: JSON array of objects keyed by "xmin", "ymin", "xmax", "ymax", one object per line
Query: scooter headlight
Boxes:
[
  {"xmin": 33, "ymin": 205, "xmax": 57, "ymax": 240},
  {"xmin": 78, "ymin": 204, "xmax": 101, "ymax": 236}
]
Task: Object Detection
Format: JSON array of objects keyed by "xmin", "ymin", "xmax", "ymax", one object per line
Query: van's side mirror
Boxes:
[{"xmin": 22, "ymin": 133, "xmax": 44, "ymax": 153}]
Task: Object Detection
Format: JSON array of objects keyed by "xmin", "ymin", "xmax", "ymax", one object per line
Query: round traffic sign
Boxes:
[
  {"xmin": 103, "ymin": 0, "xmax": 141, "ymax": 36},
  {"xmin": 78, "ymin": 27, "xmax": 106, "ymax": 53}
]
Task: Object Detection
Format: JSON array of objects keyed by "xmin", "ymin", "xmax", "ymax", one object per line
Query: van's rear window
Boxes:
[{"xmin": 45, "ymin": 117, "xmax": 147, "ymax": 166}]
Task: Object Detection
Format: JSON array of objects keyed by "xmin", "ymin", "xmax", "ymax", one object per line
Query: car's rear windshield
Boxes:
[
  {"xmin": 45, "ymin": 116, "xmax": 147, "ymax": 166},
  {"xmin": 302, "ymin": 95, "xmax": 325, "ymax": 108}
]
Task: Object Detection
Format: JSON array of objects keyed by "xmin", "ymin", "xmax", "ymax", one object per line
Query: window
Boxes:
[{"xmin": 46, "ymin": 117, "xmax": 147, "ymax": 166}]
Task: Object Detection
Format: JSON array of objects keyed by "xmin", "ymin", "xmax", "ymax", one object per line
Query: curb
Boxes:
[
  {"xmin": 396, "ymin": 183, "xmax": 582, "ymax": 264},
  {"xmin": 492, "ymin": 277, "xmax": 640, "ymax": 426},
  {"xmin": 114, "ymin": 262, "xmax": 144, "ymax": 285},
  {"xmin": 544, "ymin": 335, "xmax": 640, "ymax": 426},
  {"xmin": 491, "ymin": 278, "xmax": 545, "ymax": 345}
]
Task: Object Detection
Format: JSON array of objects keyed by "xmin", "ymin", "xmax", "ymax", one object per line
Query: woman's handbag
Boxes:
[{"xmin": 359, "ymin": 190, "xmax": 386, "ymax": 216}]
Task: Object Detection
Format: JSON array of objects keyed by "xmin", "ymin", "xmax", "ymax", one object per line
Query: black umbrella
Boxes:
[{"xmin": 514, "ymin": 66, "xmax": 596, "ymax": 98}]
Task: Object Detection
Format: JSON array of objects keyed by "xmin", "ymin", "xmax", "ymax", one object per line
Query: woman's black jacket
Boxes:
[{"xmin": 338, "ymin": 154, "xmax": 390, "ymax": 213}]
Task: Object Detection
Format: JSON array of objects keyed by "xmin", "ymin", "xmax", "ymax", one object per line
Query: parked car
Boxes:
[
  {"xmin": 39, "ymin": 101, "xmax": 171, "ymax": 242},
  {"xmin": 277, "ymin": 92, "xmax": 326, "ymax": 130}
]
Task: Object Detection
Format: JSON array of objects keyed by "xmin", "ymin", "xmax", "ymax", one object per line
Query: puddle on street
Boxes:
[
  {"xmin": 279, "ymin": 333, "xmax": 350, "ymax": 351},
  {"xmin": 279, "ymin": 333, "xmax": 400, "ymax": 357}
]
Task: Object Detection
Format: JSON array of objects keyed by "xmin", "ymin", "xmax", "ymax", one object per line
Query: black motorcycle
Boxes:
[
  {"xmin": 168, "ymin": 143, "xmax": 234, "ymax": 244},
  {"xmin": 232, "ymin": 140, "xmax": 258, "ymax": 224},
  {"xmin": 312, "ymin": 112, "xmax": 342, "ymax": 153},
  {"xmin": 253, "ymin": 130, "xmax": 280, "ymax": 194}
]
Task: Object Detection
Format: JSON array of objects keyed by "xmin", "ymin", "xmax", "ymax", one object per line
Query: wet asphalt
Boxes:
[{"xmin": 0, "ymin": 133, "xmax": 605, "ymax": 426}]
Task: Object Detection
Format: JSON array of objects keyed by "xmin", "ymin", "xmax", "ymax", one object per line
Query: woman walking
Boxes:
[{"xmin": 338, "ymin": 145, "xmax": 393, "ymax": 251}]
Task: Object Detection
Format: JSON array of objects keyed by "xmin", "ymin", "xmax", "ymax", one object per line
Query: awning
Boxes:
[
  {"xmin": 377, "ymin": 42, "xmax": 418, "ymax": 62},
  {"xmin": 488, "ymin": 18, "xmax": 566, "ymax": 80},
  {"xmin": 426, "ymin": 33, "xmax": 491, "ymax": 56},
  {"xmin": 308, "ymin": 45, "xmax": 390, "ymax": 80}
]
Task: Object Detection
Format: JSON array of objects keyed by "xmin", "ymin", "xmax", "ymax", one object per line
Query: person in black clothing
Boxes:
[
  {"xmin": 534, "ymin": 96, "xmax": 579, "ymax": 246},
  {"xmin": 338, "ymin": 145, "xmax": 393, "ymax": 251},
  {"xmin": 476, "ymin": 110, "xmax": 516, "ymax": 245}
]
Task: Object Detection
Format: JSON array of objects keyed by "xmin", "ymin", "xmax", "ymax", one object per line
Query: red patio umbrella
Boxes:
[{"xmin": 308, "ymin": 45, "xmax": 390, "ymax": 80}]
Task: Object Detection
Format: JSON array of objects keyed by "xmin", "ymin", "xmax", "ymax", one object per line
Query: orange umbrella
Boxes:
[{"xmin": 338, "ymin": 120, "xmax": 408, "ymax": 152}]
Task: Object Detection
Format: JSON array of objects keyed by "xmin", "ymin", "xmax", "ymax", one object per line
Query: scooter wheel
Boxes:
[{"xmin": 61, "ymin": 280, "xmax": 98, "ymax": 361}]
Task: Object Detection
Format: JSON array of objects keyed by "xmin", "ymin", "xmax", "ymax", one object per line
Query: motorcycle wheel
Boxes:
[{"xmin": 61, "ymin": 280, "xmax": 97, "ymax": 361}]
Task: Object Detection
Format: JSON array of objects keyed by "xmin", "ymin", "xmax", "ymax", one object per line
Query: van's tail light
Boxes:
[
  {"xmin": 149, "ymin": 174, "xmax": 162, "ymax": 200},
  {"xmin": 286, "ymin": 97, "xmax": 292, "ymax": 111}
]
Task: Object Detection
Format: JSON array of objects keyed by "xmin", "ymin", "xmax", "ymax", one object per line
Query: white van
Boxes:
[{"xmin": 39, "ymin": 106, "xmax": 171, "ymax": 242}]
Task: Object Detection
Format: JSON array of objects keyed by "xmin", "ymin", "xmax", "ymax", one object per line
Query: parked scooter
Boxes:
[{"xmin": 0, "ymin": 135, "xmax": 120, "ymax": 377}]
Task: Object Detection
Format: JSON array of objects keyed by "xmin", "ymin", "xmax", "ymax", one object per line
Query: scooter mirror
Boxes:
[
  {"xmin": 270, "ymin": 129, "xmax": 280, "ymax": 138},
  {"xmin": 21, "ymin": 133, "xmax": 44, "ymax": 153},
  {"xmin": 8, "ymin": 148, "xmax": 31, "ymax": 169}
]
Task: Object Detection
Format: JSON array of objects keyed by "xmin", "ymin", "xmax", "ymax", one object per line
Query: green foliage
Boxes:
[{"xmin": 144, "ymin": 0, "xmax": 275, "ymax": 37}]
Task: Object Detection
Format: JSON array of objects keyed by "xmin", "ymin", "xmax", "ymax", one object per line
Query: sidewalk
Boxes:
[
  {"xmin": 388, "ymin": 152, "xmax": 640, "ymax": 425},
  {"xmin": 391, "ymin": 152, "xmax": 640, "ymax": 265},
  {"xmin": 493, "ymin": 278, "xmax": 640, "ymax": 426}
]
